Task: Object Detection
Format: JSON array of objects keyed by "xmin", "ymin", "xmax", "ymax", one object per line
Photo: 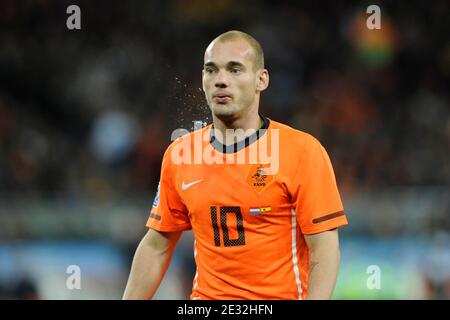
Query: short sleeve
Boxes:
[
  {"xmin": 291, "ymin": 137, "xmax": 348, "ymax": 235},
  {"xmin": 146, "ymin": 147, "xmax": 191, "ymax": 232}
]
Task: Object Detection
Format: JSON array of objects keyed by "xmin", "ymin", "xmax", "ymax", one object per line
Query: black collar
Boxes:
[{"xmin": 209, "ymin": 114, "xmax": 270, "ymax": 154}]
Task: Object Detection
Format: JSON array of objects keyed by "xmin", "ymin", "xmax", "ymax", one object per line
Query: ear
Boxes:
[
  {"xmin": 201, "ymin": 70, "xmax": 206, "ymax": 92},
  {"xmin": 256, "ymin": 69, "xmax": 269, "ymax": 92}
]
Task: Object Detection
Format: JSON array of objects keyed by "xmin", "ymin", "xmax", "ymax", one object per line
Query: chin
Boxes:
[{"xmin": 211, "ymin": 104, "xmax": 240, "ymax": 118}]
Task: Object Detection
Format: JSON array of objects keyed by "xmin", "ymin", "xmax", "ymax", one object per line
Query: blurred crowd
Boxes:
[
  {"xmin": 0, "ymin": 0, "xmax": 449, "ymax": 300},
  {"xmin": 1, "ymin": 1, "xmax": 448, "ymax": 202}
]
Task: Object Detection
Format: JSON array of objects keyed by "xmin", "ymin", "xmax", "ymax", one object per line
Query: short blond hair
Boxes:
[{"xmin": 212, "ymin": 30, "xmax": 264, "ymax": 70}]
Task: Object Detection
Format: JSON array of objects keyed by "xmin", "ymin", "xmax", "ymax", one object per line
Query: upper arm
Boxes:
[
  {"xmin": 291, "ymin": 137, "xmax": 348, "ymax": 235},
  {"xmin": 143, "ymin": 228, "xmax": 183, "ymax": 253},
  {"xmin": 146, "ymin": 146, "xmax": 191, "ymax": 232},
  {"xmin": 304, "ymin": 228, "xmax": 340, "ymax": 252}
]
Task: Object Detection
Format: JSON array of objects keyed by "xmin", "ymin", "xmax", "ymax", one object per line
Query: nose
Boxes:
[{"xmin": 214, "ymin": 70, "xmax": 228, "ymax": 88}]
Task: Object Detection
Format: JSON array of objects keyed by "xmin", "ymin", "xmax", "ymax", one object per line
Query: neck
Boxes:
[{"xmin": 212, "ymin": 106, "xmax": 263, "ymax": 146}]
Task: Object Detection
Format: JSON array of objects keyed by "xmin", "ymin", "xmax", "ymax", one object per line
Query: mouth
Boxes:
[{"xmin": 212, "ymin": 93, "xmax": 232, "ymax": 104}]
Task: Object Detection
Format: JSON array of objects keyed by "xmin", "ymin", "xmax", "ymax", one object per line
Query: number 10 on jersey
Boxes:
[{"xmin": 210, "ymin": 206, "xmax": 246, "ymax": 247}]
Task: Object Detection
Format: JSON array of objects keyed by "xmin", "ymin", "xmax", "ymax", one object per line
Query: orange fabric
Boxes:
[{"xmin": 146, "ymin": 118, "xmax": 348, "ymax": 299}]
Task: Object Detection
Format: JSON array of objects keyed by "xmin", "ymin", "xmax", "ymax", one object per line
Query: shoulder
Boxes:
[{"xmin": 161, "ymin": 123, "xmax": 212, "ymax": 162}]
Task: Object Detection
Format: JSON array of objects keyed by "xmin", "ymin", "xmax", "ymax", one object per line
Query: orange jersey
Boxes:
[{"xmin": 146, "ymin": 115, "xmax": 348, "ymax": 300}]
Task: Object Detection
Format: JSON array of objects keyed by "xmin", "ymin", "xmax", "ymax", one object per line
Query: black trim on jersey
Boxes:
[{"xmin": 209, "ymin": 114, "xmax": 270, "ymax": 154}]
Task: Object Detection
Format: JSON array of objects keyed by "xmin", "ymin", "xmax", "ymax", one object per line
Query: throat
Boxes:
[{"xmin": 213, "ymin": 115, "xmax": 264, "ymax": 146}]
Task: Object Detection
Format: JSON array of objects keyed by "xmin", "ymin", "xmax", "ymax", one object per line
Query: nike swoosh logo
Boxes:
[{"xmin": 181, "ymin": 179, "xmax": 203, "ymax": 190}]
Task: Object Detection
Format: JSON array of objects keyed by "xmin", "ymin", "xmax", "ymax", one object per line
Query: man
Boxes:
[{"xmin": 123, "ymin": 30, "xmax": 348, "ymax": 300}]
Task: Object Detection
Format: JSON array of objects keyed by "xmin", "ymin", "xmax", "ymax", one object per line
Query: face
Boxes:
[{"xmin": 202, "ymin": 39, "xmax": 268, "ymax": 120}]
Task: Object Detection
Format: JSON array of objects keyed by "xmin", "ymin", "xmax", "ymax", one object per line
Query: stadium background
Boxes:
[{"xmin": 0, "ymin": 0, "xmax": 448, "ymax": 299}]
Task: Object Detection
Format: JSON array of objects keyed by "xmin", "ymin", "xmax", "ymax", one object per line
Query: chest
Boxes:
[{"xmin": 177, "ymin": 163, "xmax": 293, "ymax": 220}]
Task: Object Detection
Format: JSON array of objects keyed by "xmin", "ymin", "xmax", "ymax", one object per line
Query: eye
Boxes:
[
  {"xmin": 204, "ymin": 67, "xmax": 215, "ymax": 74},
  {"xmin": 231, "ymin": 68, "xmax": 241, "ymax": 74}
]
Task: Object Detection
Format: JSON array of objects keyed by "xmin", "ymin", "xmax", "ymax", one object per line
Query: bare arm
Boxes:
[
  {"xmin": 122, "ymin": 228, "xmax": 182, "ymax": 299},
  {"xmin": 304, "ymin": 228, "xmax": 341, "ymax": 300}
]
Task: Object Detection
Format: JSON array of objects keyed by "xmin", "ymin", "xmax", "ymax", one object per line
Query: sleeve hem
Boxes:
[
  {"xmin": 146, "ymin": 223, "xmax": 192, "ymax": 232},
  {"xmin": 301, "ymin": 218, "xmax": 348, "ymax": 235}
]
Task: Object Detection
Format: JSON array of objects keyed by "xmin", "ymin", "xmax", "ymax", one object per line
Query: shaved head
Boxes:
[
  {"xmin": 202, "ymin": 30, "xmax": 269, "ymax": 122},
  {"xmin": 209, "ymin": 30, "xmax": 264, "ymax": 71}
]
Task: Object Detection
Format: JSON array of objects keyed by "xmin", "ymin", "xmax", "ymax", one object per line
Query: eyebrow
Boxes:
[{"xmin": 204, "ymin": 61, "xmax": 246, "ymax": 68}]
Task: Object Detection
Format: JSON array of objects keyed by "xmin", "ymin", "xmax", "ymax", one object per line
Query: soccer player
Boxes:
[{"xmin": 123, "ymin": 30, "xmax": 348, "ymax": 300}]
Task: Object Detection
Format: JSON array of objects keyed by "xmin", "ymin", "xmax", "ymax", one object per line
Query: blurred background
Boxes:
[{"xmin": 0, "ymin": 0, "xmax": 449, "ymax": 299}]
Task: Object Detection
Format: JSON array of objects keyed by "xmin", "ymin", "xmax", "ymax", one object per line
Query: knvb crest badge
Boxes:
[{"xmin": 246, "ymin": 163, "xmax": 274, "ymax": 193}]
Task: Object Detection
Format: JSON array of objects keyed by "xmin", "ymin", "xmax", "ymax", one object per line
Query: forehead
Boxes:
[{"xmin": 204, "ymin": 38, "xmax": 255, "ymax": 66}]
